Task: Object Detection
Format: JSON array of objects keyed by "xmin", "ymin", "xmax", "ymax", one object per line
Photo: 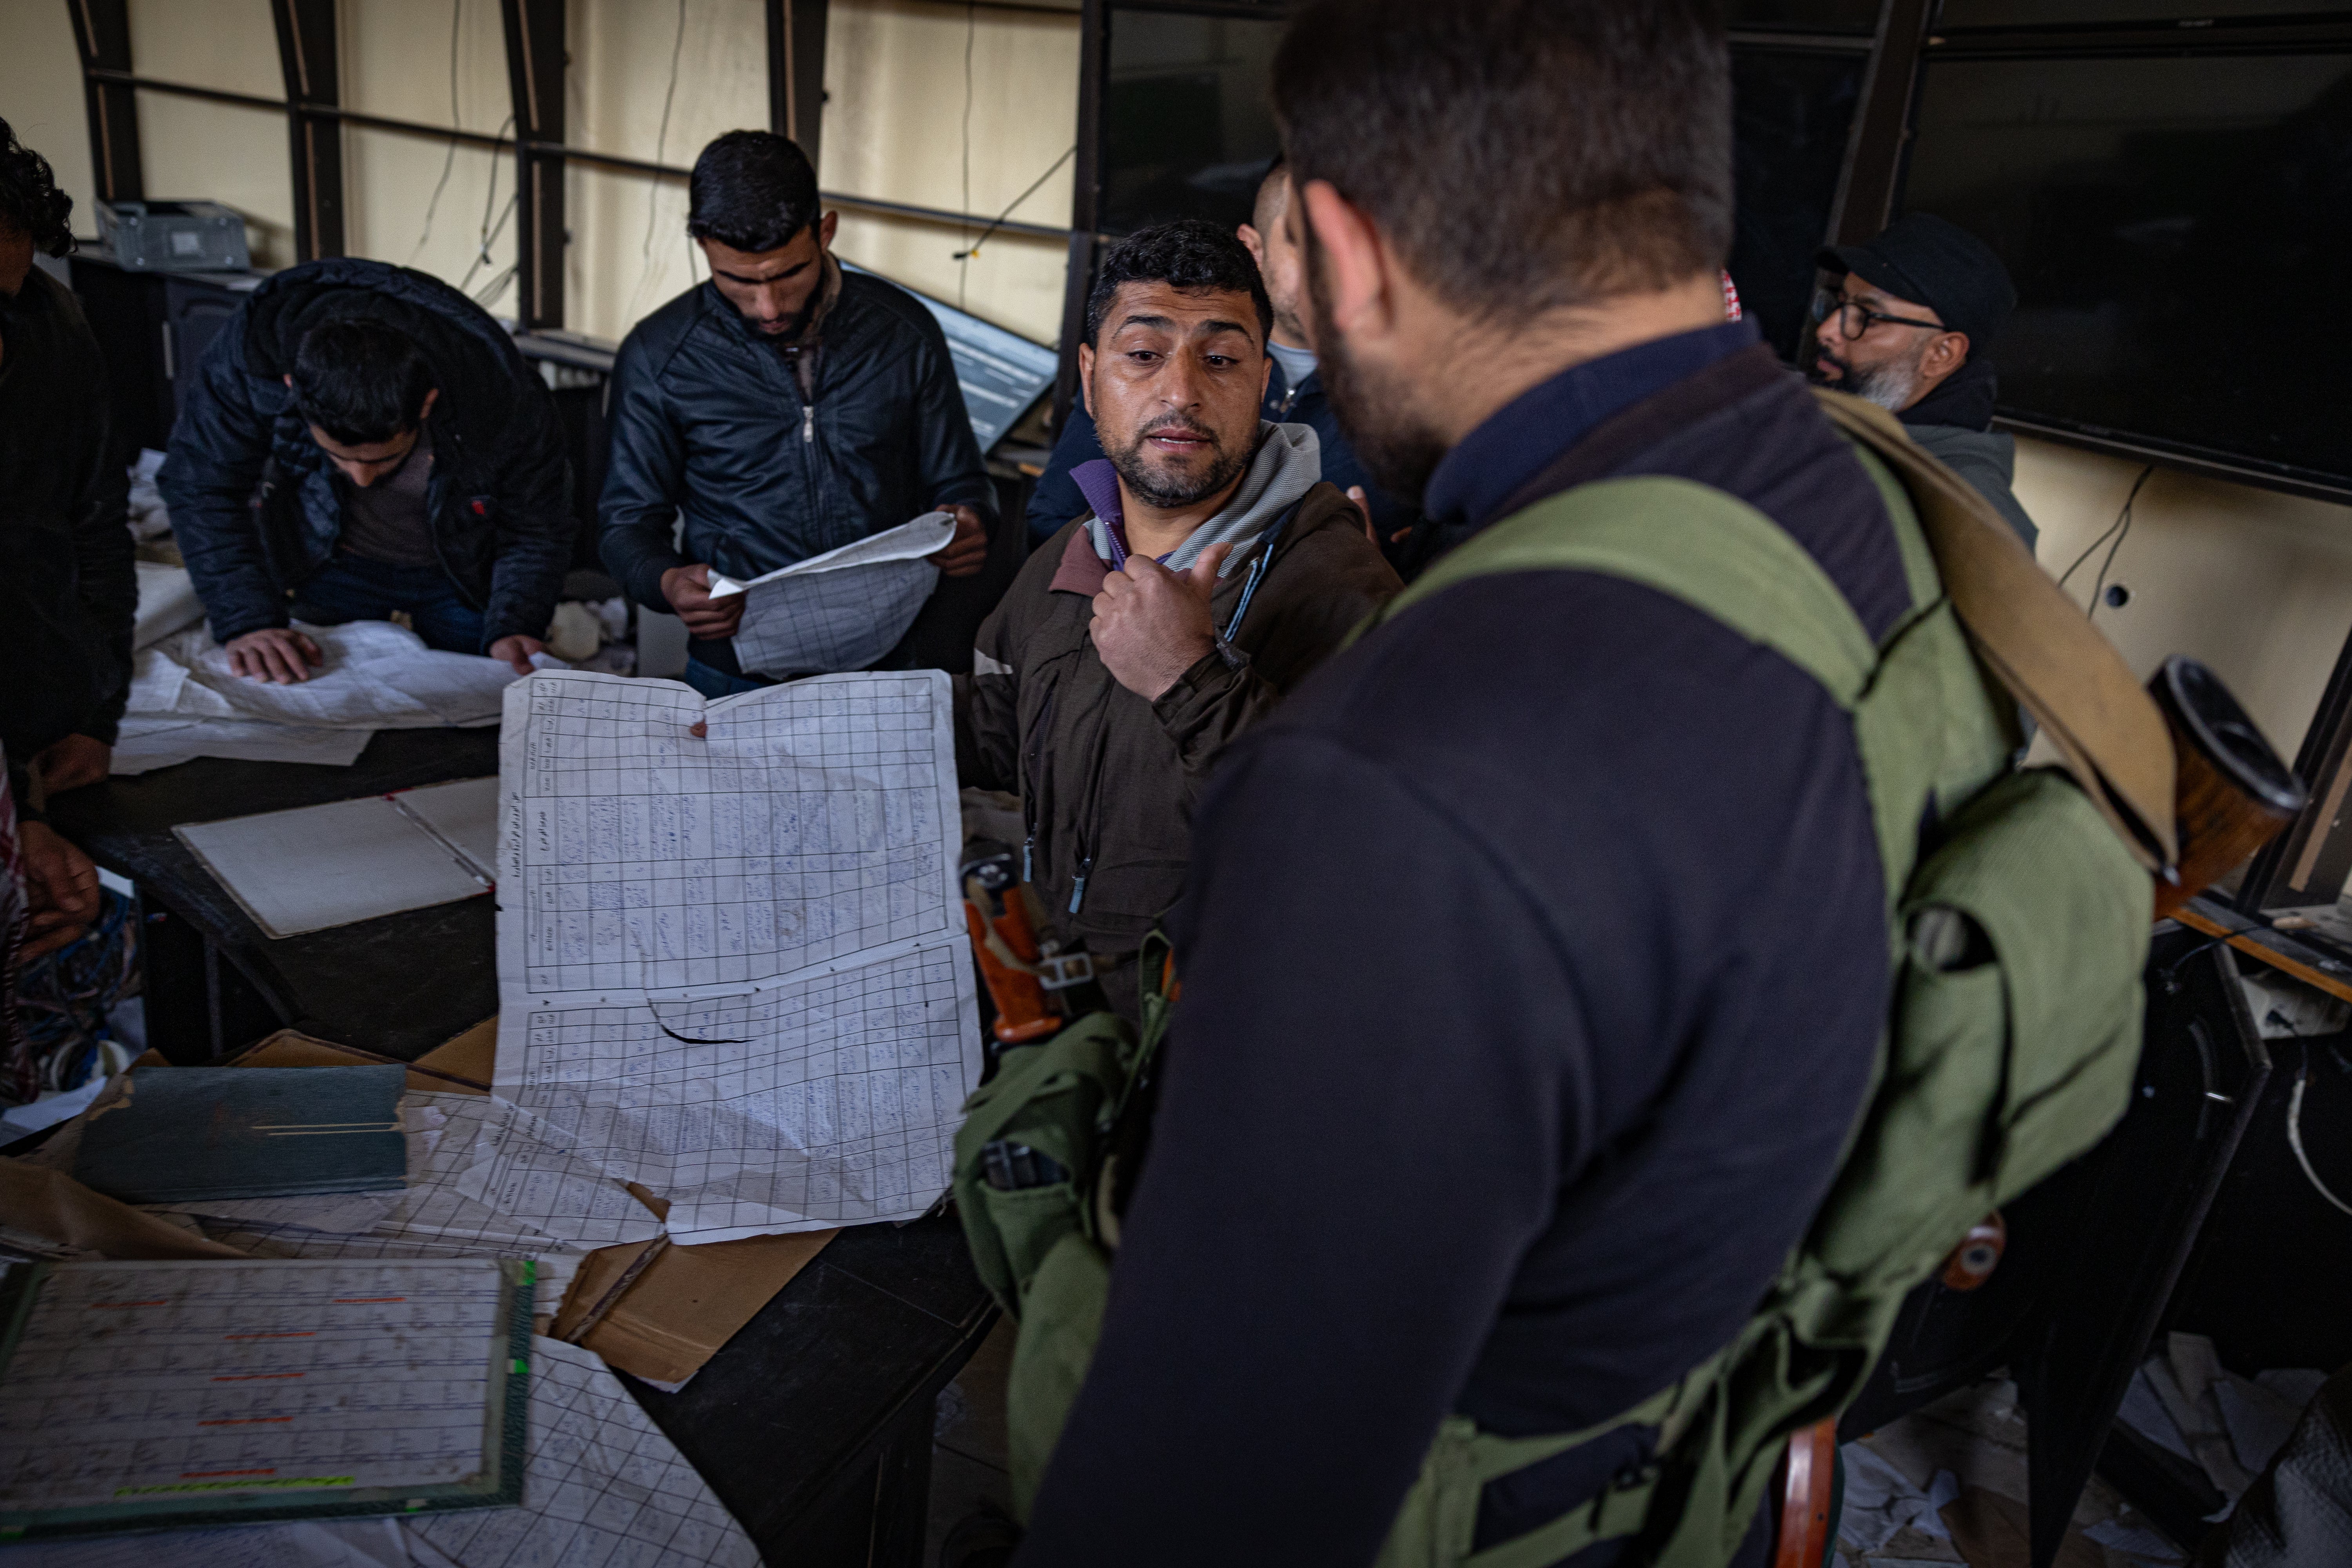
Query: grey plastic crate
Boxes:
[{"xmin": 96, "ymin": 201, "xmax": 250, "ymax": 273}]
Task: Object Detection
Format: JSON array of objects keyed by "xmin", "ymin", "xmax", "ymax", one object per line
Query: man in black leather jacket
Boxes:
[{"xmin": 599, "ymin": 131, "xmax": 998, "ymax": 697}]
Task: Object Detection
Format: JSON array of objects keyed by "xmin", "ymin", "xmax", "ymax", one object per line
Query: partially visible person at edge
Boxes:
[
  {"xmin": 599, "ymin": 131, "xmax": 999, "ymax": 698},
  {"xmin": 0, "ymin": 123, "xmax": 111, "ymax": 1103},
  {"xmin": 1024, "ymin": 161, "xmax": 1426, "ymax": 577},
  {"xmin": 1016, "ymin": 4, "xmax": 1913, "ymax": 1564},
  {"xmin": 0, "ymin": 117, "xmax": 134, "ymax": 800},
  {"xmin": 160, "ymin": 259, "xmax": 574, "ymax": 683},
  {"xmin": 965, "ymin": 221, "xmax": 1399, "ymax": 1023},
  {"xmin": 1808, "ymin": 212, "xmax": 2039, "ymax": 554}
]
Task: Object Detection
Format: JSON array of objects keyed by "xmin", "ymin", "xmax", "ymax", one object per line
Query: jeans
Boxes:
[
  {"xmin": 683, "ymin": 657, "xmax": 774, "ymax": 699},
  {"xmin": 291, "ymin": 554, "xmax": 486, "ymax": 654}
]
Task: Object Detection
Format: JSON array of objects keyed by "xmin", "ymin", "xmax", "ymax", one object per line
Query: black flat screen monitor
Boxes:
[
  {"xmin": 1102, "ymin": 9, "xmax": 1287, "ymax": 236},
  {"xmin": 1097, "ymin": 8, "xmax": 1867, "ymax": 367},
  {"xmin": 1900, "ymin": 51, "xmax": 2352, "ymax": 497}
]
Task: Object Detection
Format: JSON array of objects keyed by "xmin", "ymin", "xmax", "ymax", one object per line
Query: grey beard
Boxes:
[
  {"xmin": 1814, "ymin": 348, "xmax": 1922, "ymax": 414},
  {"xmin": 1849, "ymin": 356, "xmax": 1921, "ymax": 414}
]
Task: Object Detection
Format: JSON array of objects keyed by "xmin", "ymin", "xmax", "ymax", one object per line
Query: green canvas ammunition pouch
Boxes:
[{"xmin": 952, "ymin": 389, "xmax": 2174, "ymax": 1565}]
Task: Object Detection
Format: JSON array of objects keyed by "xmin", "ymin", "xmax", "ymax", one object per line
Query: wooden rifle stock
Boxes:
[{"xmin": 2146, "ymin": 657, "xmax": 2306, "ymax": 920}]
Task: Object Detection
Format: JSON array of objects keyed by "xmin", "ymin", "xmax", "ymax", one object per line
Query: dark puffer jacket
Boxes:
[
  {"xmin": 158, "ymin": 259, "xmax": 573, "ymax": 650},
  {"xmin": 597, "ymin": 270, "xmax": 994, "ymax": 615},
  {"xmin": 967, "ymin": 481, "xmax": 1400, "ymax": 1015}
]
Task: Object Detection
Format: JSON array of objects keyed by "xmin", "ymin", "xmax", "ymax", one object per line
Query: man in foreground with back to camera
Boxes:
[
  {"xmin": 1808, "ymin": 212, "xmax": 2040, "ymax": 554},
  {"xmin": 600, "ymin": 131, "xmax": 1001, "ymax": 697},
  {"xmin": 163, "ymin": 260, "xmax": 573, "ymax": 684},
  {"xmin": 1009, "ymin": 3, "xmax": 2141, "ymax": 1565},
  {"xmin": 965, "ymin": 221, "xmax": 1398, "ymax": 1022}
]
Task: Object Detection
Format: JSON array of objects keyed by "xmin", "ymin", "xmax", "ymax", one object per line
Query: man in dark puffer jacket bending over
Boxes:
[{"xmin": 161, "ymin": 258, "xmax": 573, "ymax": 683}]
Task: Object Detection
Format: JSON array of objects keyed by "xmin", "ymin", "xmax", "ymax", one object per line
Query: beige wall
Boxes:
[
  {"xmin": 821, "ymin": 0, "xmax": 1080, "ymax": 343},
  {"xmin": 564, "ymin": 0, "xmax": 769, "ymax": 343},
  {"xmin": 2018, "ymin": 437, "xmax": 2352, "ymax": 764},
  {"xmin": 0, "ymin": 2, "xmax": 97, "ymax": 234}
]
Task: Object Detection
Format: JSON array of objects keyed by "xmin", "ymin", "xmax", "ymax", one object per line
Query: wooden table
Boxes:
[
  {"xmin": 49, "ymin": 728, "xmax": 503, "ymax": 1063},
  {"xmin": 44, "ymin": 731, "xmax": 997, "ymax": 1565}
]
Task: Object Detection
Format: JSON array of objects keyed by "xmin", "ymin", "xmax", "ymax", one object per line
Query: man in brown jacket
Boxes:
[{"xmin": 967, "ymin": 221, "xmax": 1398, "ymax": 1019}]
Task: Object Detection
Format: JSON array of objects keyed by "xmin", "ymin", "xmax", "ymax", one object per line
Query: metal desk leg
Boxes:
[{"xmin": 136, "ymin": 896, "xmax": 281, "ymax": 1063}]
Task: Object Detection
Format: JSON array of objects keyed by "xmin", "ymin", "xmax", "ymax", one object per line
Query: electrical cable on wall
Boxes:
[
  {"xmin": 955, "ymin": 145, "xmax": 1075, "ymax": 262},
  {"xmin": 2058, "ymin": 463, "xmax": 2153, "ymax": 621},
  {"xmin": 408, "ymin": 0, "xmax": 466, "ymax": 266},
  {"xmin": 958, "ymin": 1, "xmax": 976, "ymax": 310},
  {"xmin": 626, "ymin": 0, "xmax": 691, "ymax": 325},
  {"xmin": 456, "ymin": 114, "xmax": 516, "ymax": 294}
]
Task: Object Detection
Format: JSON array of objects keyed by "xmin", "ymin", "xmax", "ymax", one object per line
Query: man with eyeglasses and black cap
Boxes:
[{"xmin": 1807, "ymin": 212, "xmax": 2039, "ymax": 554}]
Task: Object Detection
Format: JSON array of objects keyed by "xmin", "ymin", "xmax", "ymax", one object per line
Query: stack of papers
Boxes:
[
  {"xmin": 156, "ymin": 1092, "xmax": 655, "ymax": 1292},
  {"xmin": 0, "ymin": 1257, "xmax": 528, "ymax": 1541},
  {"xmin": 4, "ymin": 1337, "xmax": 757, "ymax": 1568},
  {"xmin": 175, "ymin": 779, "xmax": 499, "ymax": 938},
  {"xmin": 114, "ymin": 621, "xmax": 546, "ymax": 777}
]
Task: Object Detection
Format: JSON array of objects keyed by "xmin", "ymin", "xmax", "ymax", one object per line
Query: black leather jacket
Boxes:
[{"xmin": 597, "ymin": 270, "xmax": 994, "ymax": 613}]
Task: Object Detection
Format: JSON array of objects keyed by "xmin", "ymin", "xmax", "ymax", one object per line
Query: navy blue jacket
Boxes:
[
  {"xmin": 1027, "ymin": 357, "xmax": 1420, "ymax": 559},
  {"xmin": 1018, "ymin": 329, "xmax": 1900, "ymax": 1568},
  {"xmin": 158, "ymin": 259, "xmax": 573, "ymax": 650},
  {"xmin": 598, "ymin": 270, "xmax": 994, "ymax": 615}
]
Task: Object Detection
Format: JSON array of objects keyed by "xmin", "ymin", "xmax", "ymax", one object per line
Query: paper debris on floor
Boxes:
[
  {"xmin": 1839, "ymin": 1445, "xmax": 1960, "ymax": 1552},
  {"xmin": 2115, "ymin": 1332, "xmax": 2329, "ymax": 1510}
]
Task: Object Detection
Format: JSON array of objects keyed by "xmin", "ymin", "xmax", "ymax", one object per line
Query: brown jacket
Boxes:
[{"xmin": 966, "ymin": 480, "xmax": 1400, "ymax": 1002}]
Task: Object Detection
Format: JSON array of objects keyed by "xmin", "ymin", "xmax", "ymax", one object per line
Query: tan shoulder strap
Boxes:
[{"xmin": 1812, "ymin": 389, "xmax": 2178, "ymax": 871}]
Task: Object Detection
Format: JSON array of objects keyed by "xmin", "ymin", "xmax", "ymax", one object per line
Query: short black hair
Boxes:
[
  {"xmin": 688, "ymin": 131, "xmax": 821, "ymax": 254},
  {"xmin": 1274, "ymin": 0, "xmax": 1731, "ymax": 326},
  {"xmin": 290, "ymin": 319, "xmax": 436, "ymax": 446},
  {"xmin": 1085, "ymin": 220, "xmax": 1274, "ymax": 347},
  {"xmin": 0, "ymin": 116, "xmax": 73, "ymax": 258}
]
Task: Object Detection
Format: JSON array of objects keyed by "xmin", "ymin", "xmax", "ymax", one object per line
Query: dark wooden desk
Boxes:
[
  {"xmin": 48, "ymin": 728, "xmax": 502, "ymax": 1063},
  {"xmin": 44, "ymin": 731, "xmax": 997, "ymax": 1566}
]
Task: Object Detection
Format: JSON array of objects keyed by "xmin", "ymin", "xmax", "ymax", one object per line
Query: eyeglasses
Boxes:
[{"xmin": 1810, "ymin": 289, "xmax": 1944, "ymax": 341}]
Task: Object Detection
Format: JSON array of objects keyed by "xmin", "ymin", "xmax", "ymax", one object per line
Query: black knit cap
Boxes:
[{"xmin": 1816, "ymin": 213, "xmax": 2017, "ymax": 347}]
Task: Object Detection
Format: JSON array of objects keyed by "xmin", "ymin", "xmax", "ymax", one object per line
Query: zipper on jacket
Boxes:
[
  {"xmin": 802, "ymin": 405, "xmax": 814, "ymax": 444},
  {"xmin": 1067, "ymin": 856, "xmax": 1092, "ymax": 915}
]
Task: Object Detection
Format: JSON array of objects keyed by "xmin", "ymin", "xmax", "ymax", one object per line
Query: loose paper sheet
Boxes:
[
  {"xmin": 487, "ymin": 671, "xmax": 980, "ymax": 1244},
  {"xmin": 129, "ymin": 620, "xmax": 530, "ymax": 731},
  {"xmin": 112, "ymin": 717, "xmax": 373, "ymax": 777},
  {"xmin": 711, "ymin": 512, "xmax": 953, "ymax": 678},
  {"xmin": 158, "ymin": 1092, "xmax": 650, "ymax": 1261},
  {"xmin": 403, "ymin": 1336, "xmax": 758, "ymax": 1568}
]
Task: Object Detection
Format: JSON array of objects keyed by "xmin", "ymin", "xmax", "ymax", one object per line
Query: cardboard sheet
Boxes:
[{"xmin": 0, "ymin": 1159, "xmax": 247, "ymax": 1262}]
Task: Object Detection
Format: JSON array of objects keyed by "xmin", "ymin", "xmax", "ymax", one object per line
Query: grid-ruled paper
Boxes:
[{"xmin": 485, "ymin": 671, "xmax": 979, "ymax": 1244}]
